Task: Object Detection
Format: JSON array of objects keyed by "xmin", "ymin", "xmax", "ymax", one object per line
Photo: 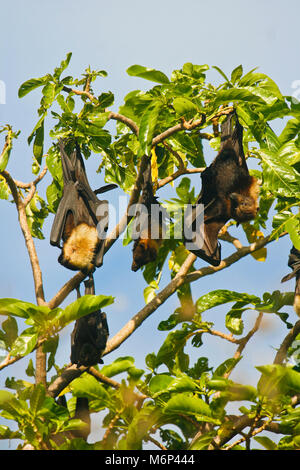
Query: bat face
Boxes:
[
  {"xmin": 229, "ymin": 192, "xmax": 259, "ymax": 223},
  {"xmin": 131, "ymin": 156, "xmax": 166, "ymax": 272},
  {"xmin": 131, "ymin": 238, "xmax": 160, "ymax": 271}
]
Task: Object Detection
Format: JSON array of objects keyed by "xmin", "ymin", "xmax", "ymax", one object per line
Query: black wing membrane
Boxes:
[
  {"xmin": 50, "ymin": 140, "xmax": 117, "ymax": 272},
  {"xmin": 281, "ymin": 246, "xmax": 300, "ymax": 317},
  {"xmin": 184, "ymin": 111, "xmax": 255, "ymax": 266},
  {"xmin": 70, "ymin": 274, "xmax": 109, "ymax": 367}
]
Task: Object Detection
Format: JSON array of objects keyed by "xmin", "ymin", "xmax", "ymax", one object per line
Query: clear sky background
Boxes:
[{"xmin": 0, "ymin": 0, "xmax": 299, "ymax": 448}]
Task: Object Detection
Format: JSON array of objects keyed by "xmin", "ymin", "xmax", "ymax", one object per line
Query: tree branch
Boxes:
[
  {"xmin": 1, "ymin": 170, "xmax": 46, "ymax": 307},
  {"xmin": 184, "ymin": 232, "xmax": 286, "ymax": 284},
  {"xmin": 104, "ymin": 233, "xmax": 286, "ymax": 357},
  {"xmin": 103, "ymin": 253, "xmax": 196, "ymax": 355},
  {"xmin": 273, "ymin": 319, "xmax": 300, "ymax": 365}
]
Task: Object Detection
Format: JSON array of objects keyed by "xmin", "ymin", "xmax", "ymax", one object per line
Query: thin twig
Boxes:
[
  {"xmin": 224, "ymin": 417, "xmax": 272, "ymax": 451},
  {"xmin": 273, "ymin": 319, "xmax": 300, "ymax": 365},
  {"xmin": 104, "ymin": 233, "xmax": 286, "ymax": 356},
  {"xmin": 1, "ymin": 170, "xmax": 46, "ymax": 307},
  {"xmin": 103, "ymin": 253, "xmax": 196, "ymax": 355},
  {"xmin": 223, "ymin": 312, "xmax": 264, "ymax": 379}
]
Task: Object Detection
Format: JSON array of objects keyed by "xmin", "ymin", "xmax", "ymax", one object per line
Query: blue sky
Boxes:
[{"xmin": 0, "ymin": 0, "xmax": 299, "ymax": 447}]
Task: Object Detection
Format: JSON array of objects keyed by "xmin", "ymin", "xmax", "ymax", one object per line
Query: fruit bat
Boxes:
[
  {"xmin": 281, "ymin": 246, "xmax": 300, "ymax": 317},
  {"xmin": 56, "ymin": 395, "xmax": 90, "ymax": 441},
  {"xmin": 184, "ymin": 110, "xmax": 260, "ymax": 266},
  {"xmin": 50, "ymin": 139, "xmax": 117, "ymax": 273},
  {"xmin": 131, "ymin": 157, "xmax": 167, "ymax": 271},
  {"xmin": 70, "ymin": 274, "xmax": 109, "ymax": 367}
]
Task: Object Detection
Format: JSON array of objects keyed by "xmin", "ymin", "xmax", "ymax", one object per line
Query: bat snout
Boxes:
[{"xmin": 131, "ymin": 261, "xmax": 140, "ymax": 272}]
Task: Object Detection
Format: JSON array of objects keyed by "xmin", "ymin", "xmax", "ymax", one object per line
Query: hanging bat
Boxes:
[
  {"xmin": 50, "ymin": 139, "xmax": 117, "ymax": 273},
  {"xmin": 281, "ymin": 246, "xmax": 300, "ymax": 317},
  {"xmin": 131, "ymin": 157, "xmax": 167, "ymax": 271},
  {"xmin": 70, "ymin": 274, "xmax": 109, "ymax": 367},
  {"xmin": 56, "ymin": 395, "xmax": 90, "ymax": 441},
  {"xmin": 184, "ymin": 110, "xmax": 260, "ymax": 266}
]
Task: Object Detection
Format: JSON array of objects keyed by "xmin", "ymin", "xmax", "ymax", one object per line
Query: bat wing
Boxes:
[
  {"xmin": 220, "ymin": 111, "xmax": 247, "ymax": 170},
  {"xmin": 50, "ymin": 140, "xmax": 117, "ymax": 269},
  {"xmin": 281, "ymin": 246, "xmax": 300, "ymax": 282},
  {"xmin": 184, "ymin": 200, "xmax": 223, "ymax": 266},
  {"xmin": 184, "ymin": 166, "xmax": 226, "ymax": 266},
  {"xmin": 50, "ymin": 183, "xmax": 78, "ymax": 248},
  {"xmin": 70, "ymin": 275, "xmax": 109, "ymax": 367}
]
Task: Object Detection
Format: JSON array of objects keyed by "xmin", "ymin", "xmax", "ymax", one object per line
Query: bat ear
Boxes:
[
  {"xmin": 229, "ymin": 192, "xmax": 239, "ymax": 207},
  {"xmin": 94, "ymin": 184, "xmax": 118, "ymax": 195},
  {"xmin": 281, "ymin": 272, "xmax": 296, "ymax": 283}
]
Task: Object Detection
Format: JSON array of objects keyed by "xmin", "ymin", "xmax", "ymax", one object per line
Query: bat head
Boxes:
[
  {"xmin": 131, "ymin": 239, "xmax": 159, "ymax": 271},
  {"xmin": 229, "ymin": 192, "xmax": 259, "ymax": 223}
]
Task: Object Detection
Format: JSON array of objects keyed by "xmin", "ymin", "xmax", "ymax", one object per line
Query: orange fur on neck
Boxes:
[{"xmin": 62, "ymin": 223, "xmax": 99, "ymax": 271}]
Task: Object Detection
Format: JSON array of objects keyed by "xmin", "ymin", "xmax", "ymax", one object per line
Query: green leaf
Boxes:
[
  {"xmin": 285, "ymin": 216, "xmax": 300, "ymax": 249},
  {"xmin": 18, "ymin": 76, "xmax": 50, "ymax": 98},
  {"xmin": 30, "ymin": 384, "xmax": 46, "ymax": 417},
  {"xmin": 225, "ymin": 304, "xmax": 247, "ymax": 335},
  {"xmin": 0, "ymin": 177, "xmax": 10, "ymax": 200},
  {"xmin": 212, "ymin": 66, "xmax": 230, "ymax": 84},
  {"xmin": 0, "ymin": 425, "xmax": 22, "ymax": 440},
  {"xmin": 98, "ymin": 91, "xmax": 114, "ymax": 109},
  {"xmin": 57, "ymin": 294, "xmax": 114, "ymax": 328},
  {"xmin": 258, "ymin": 148, "xmax": 300, "ymax": 198},
  {"xmin": 71, "ymin": 373, "xmax": 110, "ymax": 404},
  {"xmin": 100, "ymin": 356, "xmax": 135, "ymax": 378},
  {"xmin": 139, "ymin": 100, "xmax": 163, "ymax": 154},
  {"xmin": 173, "ymin": 97, "xmax": 198, "ymax": 118},
  {"xmin": 144, "ymin": 281, "xmax": 159, "ymax": 304},
  {"xmin": 189, "ymin": 431, "xmax": 216, "ymax": 450},
  {"xmin": 164, "ymin": 394, "xmax": 215, "ymax": 423},
  {"xmin": 126, "ymin": 405, "xmax": 162, "ymax": 450},
  {"xmin": 208, "ymin": 379, "xmax": 257, "ymax": 402},
  {"xmin": 213, "ymin": 357, "xmax": 242, "ymax": 378},
  {"xmin": 27, "ymin": 111, "xmax": 47, "ymax": 146},
  {"xmin": 127, "ymin": 65, "xmax": 170, "ymax": 84},
  {"xmin": 213, "ymin": 87, "xmax": 266, "ymax": 107},
  {"xmin": 53, "ymin": 52, "xmax": 72, "ymax": 79},
  {"xmin": 257, "ymin": 364, "xmax": 300, "ymax": 397},
  {"xmin": 148, "ymin": 374, "xmax": 174, "ymax": 395},
  {"xmin": 254, "ymin": 436, "xmax": 277, "ymax": 450},
  {"xmin": 0, "ymin": 390, "xmax": 28, "ymax": 419},
  {"xmin": 33, "ymin": 119, "xmax": 44, "ymax": 162},
  {"xmin": 278, "ymin": 118, "xmax": 300, "ymax": 146},
  {"xmin": 231, "ymin": 65, "xmax": 243, "ymax": 84},
  {"xmin": 196, "ymin": 290, "xmax": 260, "ymax": 315},
  {"xmin": 149, "ymin": 374, "xmax": 196, "ymax": 397},
  {"xmin": 1, "ymin": 316, "xmax": 18, "ymax": 348},
  {"xmin": 10, "ymin": 329, "xmax": 38, "ymax": 357},
  {"xmin": 0, "ymin": 298, "xmax": 47, "ymax": 319}
]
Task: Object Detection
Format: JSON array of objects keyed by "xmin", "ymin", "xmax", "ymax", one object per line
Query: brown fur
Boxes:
[
  {"xmin": 229, "ymin": 177, "xmax": 260, "ymax": 223},
  {"xmin": 131, "ymin": 238, "xmax": 161, "ymax": 272}
]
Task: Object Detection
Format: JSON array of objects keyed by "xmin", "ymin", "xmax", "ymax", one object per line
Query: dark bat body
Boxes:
[
  {"xmin": 131, "ymin": 158, "xmax": 166, "ymax": 271},
  {"xmin": 184, "ymin": 111, "xmax": 259, "ymax": 266},
  {"xmin": 70, "ymin": 275, "xmax": 109, "ymax": 367},
  {"xmin": 50, "ymin": 140, "xmax": 117, "ymax": 273},
  {"xmin": 281, "ymin": 246, "xmax": 300, "ymax": 317}
]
